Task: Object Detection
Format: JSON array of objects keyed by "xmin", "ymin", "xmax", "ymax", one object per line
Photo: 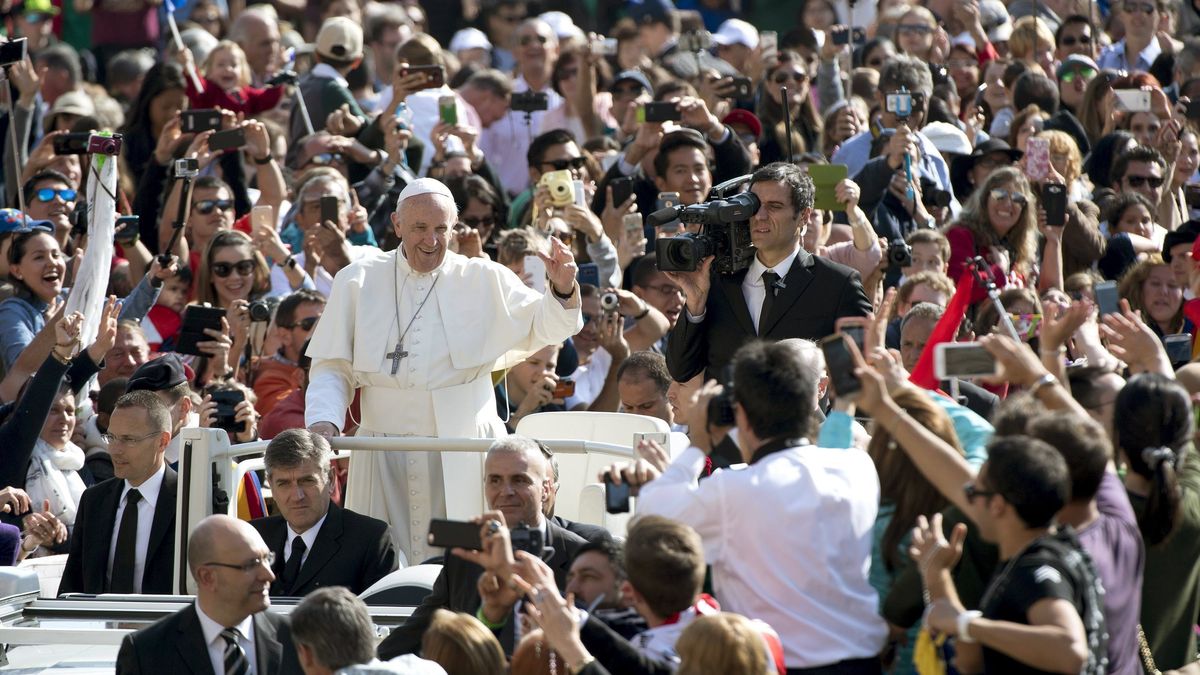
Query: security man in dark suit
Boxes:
[
  {"xmin": 60, "ymin": 390, "xmax": 177, "ymax": 595},
  {"xmin": 249, "ymin": 429, "xmax": 397, "ymax": 597},
  {"xmin": 665, "ymin": 162, "xmax": 872, "ymax": 382},
  {"xmin": 377, "ymin": 436, "xmax": 587, "ymax": 659},
  {"xmin": 116, "ymin": 514, "xmax": 301, "ymax": 675}
]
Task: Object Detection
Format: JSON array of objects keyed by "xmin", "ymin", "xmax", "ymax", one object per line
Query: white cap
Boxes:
[
  {"xmin": 711, "ymin": 19, "xmax": 758, "ymax": 49},
  {"xmin": 397, "ymin": 177, "xmax": 455, "ymax": 206},
  {"xmin": 922, "ymin": 122, "xmax": 973, "ymax": 157},
  {"xmin": 539, "ymin": 11, "xmax": 583, "ymax": 41},
  {"xmin": 315, "ymin": 16, "xmax": 363, "ymax": 60},
  {"xmin": 450, "ymin": 27, "xmax": 492, "ymax": 53}
]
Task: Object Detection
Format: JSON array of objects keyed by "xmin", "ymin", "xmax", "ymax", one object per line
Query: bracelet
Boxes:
[
  {"xmin": 957, "ymin": 610, "xmax": 982, "ymax": 643},
  {"xmin": 50, "ymin": 348, "xmax": 72, "ymax": 365},
  {"xmin": 1040, "ymin": 345, "xmax": 1067, "ymax": 356},
  {"xmin": 552, "ymin": 282, "xmax": 576, "ymax": 300},
  {"xmin": 253, "ymin": 154, "xmax": 273, "ymax": 165},
  {"xmin": 1028, "ymin": 372, "xmax": 1057, "ymax": 396},
  {"xmin": 475, "ymin": 605, "xmax": 508, "ymax": 630},
  {"xmin": 567, "ymin": 656, "xmax": 596, "ymax": 675},
  {"xmin": 633, "ymin": 302, "xmax": 650, "ymax": 320}
]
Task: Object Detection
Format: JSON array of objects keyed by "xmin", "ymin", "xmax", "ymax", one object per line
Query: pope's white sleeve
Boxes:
[{"xmin": 304, "ymin": 357, "xmax": 355, "ymax": 432}]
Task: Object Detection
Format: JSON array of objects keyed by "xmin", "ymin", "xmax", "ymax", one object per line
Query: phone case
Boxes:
[
  {"xmin": 427, "ymin": 519, "xmax": 483, "ymax": 550},
  {"xmin": 1025, "ymin": 137, "xmax": 1050, "ymax": 183}
]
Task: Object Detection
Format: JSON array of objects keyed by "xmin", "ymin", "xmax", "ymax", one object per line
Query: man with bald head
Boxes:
[
  {"xmin": 230, "ymin": 8, "xmax": 283, "ymax": 87},
  {"xmin": 305, "ymin": 178, "xmax": 582, "ymax": 566},
  {"xmin": 116, "ymin": 514, "xmax": 301, "ymax": 674}
]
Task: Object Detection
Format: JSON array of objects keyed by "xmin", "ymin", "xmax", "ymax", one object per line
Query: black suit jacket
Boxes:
[
  {"xmin": 377, "ymin": 520, "xmax": 587, "ymax": 659},
  {"xmin": 115, "ymin": 603, "xmax": 300, "ymax": 675},
  {"xmin": 59, "ymin": 468, "xmax": 178, "ymax": 595},
  {"xmin": 666, "ymin": 248, "xmax": 872, "ymax": 382},
  {"xmin": 550, "ymin": 515, "xmax": 611, "ymax": 545},
  {"xmin": 942, "ymin": 378, "xmax": 1000, "ymax": 422},
  {"xmin": 250, "ymin": 502, "xmax": 398, "ymax": 597}
]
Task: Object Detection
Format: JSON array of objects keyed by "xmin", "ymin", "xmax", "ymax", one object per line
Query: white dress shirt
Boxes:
[
  {"xmin": 743, "ymin": 245, "xmax": 800, "ymax": 334},
  {"xmin": 284, "ymin": 512, "xmax": 328, "ymax": 565},
  {"xmin": 478, "ymin": 76, "xmax": 564, "ymax": 197},
  {"xmin": 106, "ymin": 462, "xmax": 167, "ymax": 593},
  {"xmin": 637, "ymin": 444, "xmax": 889, "ymax": 668},
  {"xmin": 195, "ymin": 603, "xmax": 258, "ymax": 675}
]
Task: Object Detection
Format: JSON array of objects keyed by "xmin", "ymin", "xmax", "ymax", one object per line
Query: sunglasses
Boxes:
[
  {"xmin": 542, "ymin": 157, "xmax": 587, "ymax": 171},
  {"xmin": 36, "ymin": 188, "xmax": 77, "ymax": 203},
  {"xmin": 461, "ymin": 215, "xmax": 496, "ymax": 229},
  {"xmin": 1008, "ymin": 313, "xmax": 1043, "ymax": 339},
  {"xmin": 989, "ymin": 188, "xmax": 1028, "ymax": 205},
  {"xmin": 1059, "ymin": 34, "xmax": 1092, "ymax": 47},
  {"xmin": 1126, "ymin": 174, "xmax": 1165, "ymax": 188},
  {"xmin": 308, "ymin": 152, "xmax": 346, "ymax": 167},
  {"xmin": 281, "ymin": 316, "xmax": 320, "ymax": 331},
  {"xmin": 519, "ymin": 34, "xmax": 549, "ymax": 46},
  {"xmin": 898, "ymin": 23, "xmax": 935, "ymax": 35},
  {"xmin": 194, "ymin": 199, "xmax": 234, "ymax": 215},
  {"xmin": 1060, "ymin": 67, "xmax": 1097, "ymax": 83},
  {"xmin": 211, "ymin": 259, "xmax": 256, "ymax": 278},
  {"xmin": 963, "ymin": 481, "xmax": 996, "ymax": 502},
  {"xmin": 23, "ymin": 12, "xmax": 49, "ymax": 22},
  {"xmin": 773, "ymin": 71, "xmax": 809, "ymax": 85},
  {"xmin": 1123, "ymin": 1, "xmax": 1156, "ymax": 13}
]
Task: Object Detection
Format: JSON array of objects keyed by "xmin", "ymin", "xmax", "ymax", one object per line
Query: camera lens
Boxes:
[
  {"xmin": 600, "ymin": 292, "xmax": 620, "ymax": 312},
  {"xmin": 248, "ymin": 300, "xmax": 272, "ymax": 323}
]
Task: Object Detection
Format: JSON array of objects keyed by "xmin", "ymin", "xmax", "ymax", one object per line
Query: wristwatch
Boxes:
[
  {"xmin": 1028, "ymin": 372, "xmax": 1058, "ymax": 397},
  {"xmin": 957, "ymin": 610, "xmax": 983, "ymax": 643}
]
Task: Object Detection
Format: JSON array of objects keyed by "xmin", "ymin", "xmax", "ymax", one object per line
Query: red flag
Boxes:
[{"xmin": 909, "ymin": 268, "xmax": 977, "ymax": 390}]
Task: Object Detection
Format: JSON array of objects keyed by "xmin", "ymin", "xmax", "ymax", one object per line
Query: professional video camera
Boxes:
[{"xmin": 652, "ymin": 191, "xmax": 759, "ymax": 275}]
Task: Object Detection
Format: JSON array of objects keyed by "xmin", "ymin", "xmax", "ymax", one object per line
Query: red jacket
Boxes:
[{"xmin": 185, "ymin": 76, "xmax": 285, "ymax": 117}]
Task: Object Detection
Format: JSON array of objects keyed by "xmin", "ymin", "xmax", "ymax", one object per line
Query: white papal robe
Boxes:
[{"xmin": 304, "ymin": 247, "xmax": 581, "ymax": 564}]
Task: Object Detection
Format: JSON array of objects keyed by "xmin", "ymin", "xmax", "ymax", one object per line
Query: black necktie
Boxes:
[
  {"xmin": 760, "ymin": 270, "xmax": 780, "ymax": 334},
  {"xmin": 278, "ymin": 536, "xmax": 306, "ymax": 595},
  {"xmin": 221, "ymin": 628, "xmax": 250, "ymax": 675},
  {"xmin": 110, "ymin": 489, "xmax": 141, "ymax": 593}
]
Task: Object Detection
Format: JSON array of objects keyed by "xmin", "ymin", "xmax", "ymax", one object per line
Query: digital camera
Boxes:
[
  {"xmin": 510, "ymin": 524, "xmax": 544, "ymax": 556},
  {"xmin": 175, "ymin": 158, "xmax": 200, "ymax": 178},
  {"xmin": 87, "ymin": 133, "xmax": 123, "ymax": 156}
]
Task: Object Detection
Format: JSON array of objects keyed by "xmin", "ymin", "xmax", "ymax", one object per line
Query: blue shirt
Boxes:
[
  {"xmin": 831, "ymin": 128, "xmax": 954, "ymax": 195},
  {"xmin": 1098, "ymin": 36, "xmax": 1163, "ymax": 73}
]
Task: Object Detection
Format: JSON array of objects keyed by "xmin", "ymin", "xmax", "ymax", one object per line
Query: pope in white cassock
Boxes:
[{"xmin": 304, "ymin": 178, "xmax": 582, "ymax": 565}]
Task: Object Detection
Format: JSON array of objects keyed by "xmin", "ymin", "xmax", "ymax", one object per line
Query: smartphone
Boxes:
[
  {"xmin": 208, "ymin": 127, "xmax": 246, "ymax": 152},
  {"xmin": 1042, "ymin": 183, "xmax": 1067, "ymax": 226},
  {"xmin": 438, "ymin": 95, "xmax": 457, "ymax": 125},
  {"xmin": 1185, "ymin": 184, "xmax": 1200, "ymax": 208},
  {"xmin": 1165, "ymin": 334, "xmax": 1193, "ymax": 364},
  {"xmin": 251, "ymin": 204, "xmax": 274, "ymax": 232},
  {"xmin": 623, "ymin": 212, "xmax": 644, "ymax": 241},
  {"xmin": 809, "ymin": 164, "xmax": 849, "ymax": 211},
  {"xmin": 604, "ymin": 475, "xmax": 631, "ymax": 514},
  {"xmin": 400, "ymin": 64, "xmax": 445, "ymax": 90},
  {"xmin": 832, "ymin": 26, "xmax": 850, "ymax": 45},
  {"xmin": 1113, "ymin": 89, "xmax": 1152, "ymax": 113},
  {"xmin": 934, "ymin": 342, "xmax": 998, "ymax": 380},
  {"xmin": 427, "ymin": 518, "xmax": 483, "ymax": 550},
  {"xmin": 0, "ymin": 38, "xmax": 27, "ymax": 67},
  {"xmin": 590, "ymin": 36, "xmax": 617, "ymax": 57},
  {"xmin": 610, "ymin": 176, "xmax": 635, "ymax": 208},
  {"xmin": 836, "ymin": 317, "xmax": 867, "ymax": 351},
  {"xmin": 175, "ymin": 305, "xmax": 228, "ymax": 356},
  {"xmin": 511, "ymin": 91, "xmax": 550, "ymax": 113},
  {"xmin": 819, "ymin": 334, "xmax": 862, "ymax": 397},
  {"xmin": 1025, "ymin": 137, "xmax": 1050, "ymax": 183},
  {"xmin": 639, "ymin": 102, "xmax": 682, "ymax": 123},
  {"xmin": 576, "ymin": 261, "xmax": 600, "ymax": 288},
  {"xmin": 114, "ymin": 215, "xmax": 140, "ymax": 244},
  {"xmin": 552, "ymin": 378, "xmax": 576, "ymax": 399},
  {"xmin": 656, "ymin": 191, "xmax": 680, "ymax": 212},
  {"xmin": 182, "ymin": 109, "xmax": 222, "ymax": 133},
  {"xmin": 1094, "ymin": 280, "xmax": 1119, "ymax": 316},
  {"xmin": 524, "ymin": 254, "xmax": 547, "ymax": 293},
  {"xmin": 320, "ymin": 195, "xmax": 340, "ymax": 225},
  {"xmin": 730, "ymin": 75, "xmax": 753, "ymax": 99},
  {"xmin": 573, "ymin": 179, "xmax": 586, "ymax": 207},
  {"xmin": 759, "ymin": 31, "xmax": 777, "ymax": 56},
  {"xmin": 633, "ymin": 431, "xmax": 669, "ymax": 450},
  {"xmin": 210, "ymin": 389, "xmax": 247, "ymax": 434},
  {"xmin": 53, "ymin": 132, "xmax": 91, "ymax": 156}
]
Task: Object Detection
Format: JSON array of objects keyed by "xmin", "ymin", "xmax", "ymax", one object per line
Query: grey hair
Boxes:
[
  {"xmin": 114, "ymin": 390, "xmax": 172, "ymax": 434},
  {"xmin": 264, "ymin": 429, "xmax": 333, "ymax": 479},
  {"xmin": 901, "ymin": 302, "xmax": 945, "ymax": 333},
  {"xmin": 486, "ymin": 436, "xmax": 548, "ymax": 479},
  {"xmin": 229, "ymin": 7, "xmax": 276, "ymax": 45},
  {"xmin": 290, "ymin": 587, "xmax": 377, "ymax": 671},
  {"xmin": 298, "ymin": 173, "xmax": 352, "ymax": 208}
]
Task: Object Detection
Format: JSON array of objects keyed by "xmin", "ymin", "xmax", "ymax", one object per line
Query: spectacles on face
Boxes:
[
  {"xmin": 101, "ymin": 431, "xmax": 161, "ymax": 446},
  {"xmin": 1059, "ymin": 33, "xmax": 1092, "ymax": 47},
  {"xmin": 773, "ymin": 70, "xmax": 808, "ymax": 85},
  {"xmin": 193, "ymin": 199, "xmax": 234, "ymax": 215},
  {"xmin": 519, "ymin": 34, "xmax": 549, "ymax": 46},
  {"xmin": 280, "ymin": 316, "xmax": 320, "ymax": 331},
  {"xmin": 211, "ymin": 259, "xmax": 256, "ymax": 278},
  {"xmin": 541, "ymin": 156, "xmax": 587, "ymax": 172},
  {"xmin": 307, "ymin": 152, "xmax": 346, "ymax": 167},
  {"xmin": 1125, "ymin": 174, "xmax": 1165, "ymax": 188},
  {"xmin": 1123, "ymin": 0, "xmax": 1156, "ymax": 14},
  {"xmin": 461, "ymin": 215, "xmax": 496, "ymax": 229},
  {"xmin": 963, "ymin": 481, "xmax": 996, "ymax": 502},
  {"xmin": 204, "ymin": 551, "xmax": 276, "ymax": 573},
  {"xmin": 898, "ymin": 23, "xmax": 935, "ymax": 35},
  {"xmin": 1060, "ymin": 67, "xmax": 1096, "ymax": 83},
  {"xmin": 989, "ymin": 188, "xmax": 1028, "ymax": 205},
  {"xmin": 36, "ymin": 188, "xmax": 77, "ymax": 203}
]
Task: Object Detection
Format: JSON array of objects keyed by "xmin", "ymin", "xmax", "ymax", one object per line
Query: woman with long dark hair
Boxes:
[
  {"xmin": 120, "ymin": 62, "xmax": 190, "ymax": 190},
  {"xmin": 757, "ymin": 51, "xmax": 822, "ymax": 163}
]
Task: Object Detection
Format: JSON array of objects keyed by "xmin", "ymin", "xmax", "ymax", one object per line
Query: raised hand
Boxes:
[
  {"xmin": 86, "ymin": 295, "xmax": 122, "ymax": 365},
  {"xmin": 538, "ymin": 236, "xmax": 579, "ymax": 296}
]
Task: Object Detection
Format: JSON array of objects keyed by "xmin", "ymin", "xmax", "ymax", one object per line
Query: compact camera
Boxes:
[
  {"xmin": 87, "ymin": 133, "xmax": 123, "ymax": 156},
  {"xmin": 887, "ymin": 240, "xmax": 913, "ymax": 267},
  {"xmin": 538, "ymin": 169, "xmax": 575, "ymax": 207}
]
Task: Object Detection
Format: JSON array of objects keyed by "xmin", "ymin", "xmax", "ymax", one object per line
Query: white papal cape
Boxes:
[{"xmin": 305, "ymin": 247, "xmax": 582, "ymax": 564}]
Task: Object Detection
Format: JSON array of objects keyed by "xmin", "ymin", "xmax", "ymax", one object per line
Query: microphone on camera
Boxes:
[{"xmin": 647, "ymin": 205, "xmax": 683, "ymax": 228}]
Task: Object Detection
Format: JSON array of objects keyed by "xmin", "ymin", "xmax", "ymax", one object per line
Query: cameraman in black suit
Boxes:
[
  {"xmin": 250, "ymin": 429, "xmax": 396, "ymax": 597},
  {"xmin": 665, "ymin": 162, "xmax": 872, "ymax": 382}
]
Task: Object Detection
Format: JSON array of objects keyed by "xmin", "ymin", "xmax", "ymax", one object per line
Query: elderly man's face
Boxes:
[
  {"xmin": 239, "ymin": 15, "xmax": 282, "ymax": 77},
  {"xmin": 297, "ymin": 182, "xmax": 349, "ymax": 232},
  {"xmin": 100, "ymin": 327, "xmax": 150, "ymax": 386},
  {"xmin": 391, "ymin": 194, "xmax": 454, "ymax": 273},
  {"xmin": 900, "ymin": 316, "xmax": 937, "ymax": 372},
  {"xmin": 484, "ymin": 448, "xmax": 548, "ymax": 528}
]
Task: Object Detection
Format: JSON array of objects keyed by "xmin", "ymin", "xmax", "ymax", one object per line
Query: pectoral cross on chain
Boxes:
[{"xmin": 387, "ymin": 341, "xmax": 409, "ymax": 375}]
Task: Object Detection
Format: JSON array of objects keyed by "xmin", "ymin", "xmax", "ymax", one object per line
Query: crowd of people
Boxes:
[{"xmin": 0, "ymin": 0, "xmax": 1199, "ymax": 672}]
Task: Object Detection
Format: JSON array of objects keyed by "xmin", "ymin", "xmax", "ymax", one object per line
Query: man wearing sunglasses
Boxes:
[
  {"xmin": 1054, "ymin": 16, "xmax": 1097, "ymax": 60},
  {"xmin": 253, "ymin": 290, "xmax": 326, "ymax": 417},
  {"xmin": 1111, "ymin": 146, "xmax": 1170, "ymax": 227},
  {"xmin": 23, "ymin": 170, "xmax": 77, "ymax": 245},
  {"xmin": 1098, "ymin": 0, "xmax": 1165, "ymax": 73}
]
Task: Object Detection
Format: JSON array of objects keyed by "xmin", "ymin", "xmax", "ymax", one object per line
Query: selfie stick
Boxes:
[
  {"xmin": 968, "ymin": 255, "xmax": 1022, "ymax": 342},
  {"xmin": 159, "ymin": 170, "xmax": 195, "ymax": 267},
  {"xmin": 4, "ymin": 67, "xmax": 26, "ymax": 217},
  {"xmin": 782, "ymin": 86, "xmax": 795, "ymax": 162},
  {"xmin": 295, "ymin": 84, "xmax": 314, "ymax": 137}
]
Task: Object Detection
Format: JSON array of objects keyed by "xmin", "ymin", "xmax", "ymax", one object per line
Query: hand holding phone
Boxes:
[
  {"xmin": 1042, "ymin": 183, "xmax": 1067, "ymax": 226},
  {"xmin": 820, "ymin": 334, "xmax": 863, "ymax": 397},
  {"xmin": 1025, "ymin": 137, "xmax": 1050, "ymax": 183}
]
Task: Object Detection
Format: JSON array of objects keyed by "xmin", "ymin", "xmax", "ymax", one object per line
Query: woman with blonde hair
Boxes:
[
  {"xmin": 421, "ymin": 609, "xmax": 507, "ymax": 675},
  {"xmin": 1008, "ymin": 17, "xmax": 1056, "ymax": 75},
  {"xmin": 676, "ymin": 613, "xmax": 774, "ymax": 675}
]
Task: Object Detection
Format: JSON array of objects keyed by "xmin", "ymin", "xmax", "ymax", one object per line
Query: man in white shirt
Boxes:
[
  {"xmin": 116, "ymin": 514, "xmax": 301, "ymax": 674},
  {"xmin": 61, "ymin": 390, "xmax": 178, "ymax": 595},
  {"xmin": 633, "ymin": 340, "xmax": 889, "ymax": 671},
  {"xmin": 1098, "ymin": 0, "xmax": 1164, "ymax": 72}
]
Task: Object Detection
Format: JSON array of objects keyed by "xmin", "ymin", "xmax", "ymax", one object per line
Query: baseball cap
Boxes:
[
  {"xmin": 711, "ymin": 19, "xmax": 758, "ymax": 49},
  {"xmin": 539, "ymin": 11, "xmax": 584, "ymax": 41},
  {"xmin": 126, "ymin": 354, "xmax": 188, "ymax": 394},
  {"xmin": 979, "ymin": 0, "xmax": 1013, "ymax": 42},
  {"xmin": 449, "ymin": 27, "xmax": 492, "ymax": 53},
  {"xmin": 628, "ymin": 0, "xmax": 676, "ymax": 25},
  {"xmin": 0, "ymin": 209, "xmax": 51, "ymax": 235},
  {"xmin": 315, "ymin": 17, "xmax": 364, "ymax": 61},
  {"xmin": 610, "ymin": 69, "xmax": 653, "ymax": 94},
  {"xmin": 1056, "ymin": 54, "xmax": 1099, "ymax": 80},
  {"xmin": 16, "ymin": 0, "xmax": 59, "ymax": 15},
  {"xmin": 1165, "ymin": 219, "xmax": 1200, "ymax": 262},
  {"xmin": 722, "ymin": 109, "xmax": 763, "ymax": 139}
]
